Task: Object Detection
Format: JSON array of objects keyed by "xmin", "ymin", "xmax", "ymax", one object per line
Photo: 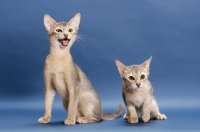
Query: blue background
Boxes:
[{"xmin": 0, "ymin": 0, "xmax": 200, "ymax": 131}]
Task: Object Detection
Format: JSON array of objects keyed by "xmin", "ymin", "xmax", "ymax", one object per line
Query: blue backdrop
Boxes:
[{"xmin": 0, "ymin": 0, "xmax": 200, "ymax": 131}]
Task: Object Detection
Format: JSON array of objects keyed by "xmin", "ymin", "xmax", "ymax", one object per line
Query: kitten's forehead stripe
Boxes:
[
  {"xmin": 55, "ymin": 22, "xmax": 68, "ymax": 29},
  {"xmin": 130, "ymin": 66, "xmax": 140, "ymax": 74},
  {"xmin": 59, "ymin": 22, "xmax": 68, "ymax": 26}
]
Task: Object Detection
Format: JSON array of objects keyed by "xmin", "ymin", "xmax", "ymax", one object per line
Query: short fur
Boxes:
[
  {"xmin": 115, "ymin": 56, "xmax": 166, "ymax": 123},
  {"xmin": 38, "ymin": 13, "xmax": 122, "ymax": 125}
]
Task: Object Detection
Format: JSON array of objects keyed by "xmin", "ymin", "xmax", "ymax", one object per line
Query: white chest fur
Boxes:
[
  {"xmin": 125, "ymin": 87, "xmax": 151, "ymax": 108},
  {"xmin": 51, "ymin": 72, "xmax": 68, "ymax": 98},
  {"xmin": 45, "ymin": 55, "xmax": 71, "ymax": 99},
  {"xmin": 127, "ymin": 93, "xmax": 144, "ymax": 107}
]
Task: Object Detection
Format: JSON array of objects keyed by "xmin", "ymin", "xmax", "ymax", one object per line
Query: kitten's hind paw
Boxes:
[
  {"xmin": 38, "ymin": 117, "xmax": 50, "ymax": 123},
  {"xmin": 155, "ymin": 114, "xmax": 167, "ymax": 120},
  {"xmin": 123, "ymin": 114, "xmax": 129, "ymax": 120},
  {"xmin": 77, "ymin": 117, "xmax": 100, "ymax": 124},
  {"xmin": 77, "ymin": 117, "xmax": 88, "ymax": 124}
]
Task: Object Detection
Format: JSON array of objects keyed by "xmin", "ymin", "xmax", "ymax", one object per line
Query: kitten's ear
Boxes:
[
  {"xmin": 141, "ymin": 56, "xmax": 152, "ymax": 71},
  {"xmin": 44, "ymin": 14, "xmax": 57, "ymax": 32},
  {"xmin": 69, "ymin": 13, "xmax": 81, "ymax": 30},
  {"xmin": 115, "ymin": 60, "xmax": 127, "ymax": 78}
]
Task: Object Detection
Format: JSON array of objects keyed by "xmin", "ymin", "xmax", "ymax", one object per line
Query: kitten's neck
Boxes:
[
  {"xmin": 50, "ymin": 48, "xmax": 70, "ymax": 57},
  {"xmin": 49, "ymin": 40, "xmax": 71, "ymax": 57}
]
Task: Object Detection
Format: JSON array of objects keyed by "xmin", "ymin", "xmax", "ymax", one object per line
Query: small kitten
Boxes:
[
  {"xmin": 115, "ymin": 56, "xmax": 166, "ymax": 123},
  {"xmin": 38, "ymin": 13, "xmax": 122, "ymax": 125}
]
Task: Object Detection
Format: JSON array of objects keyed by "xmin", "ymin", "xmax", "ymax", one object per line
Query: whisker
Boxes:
[
  {"xmin": 76, "ymin": 35, "xmax": 85, "ymax": 42},
  {"xmin": 124, "ymin": 87, "xmax": 133, "ymax": 93}
]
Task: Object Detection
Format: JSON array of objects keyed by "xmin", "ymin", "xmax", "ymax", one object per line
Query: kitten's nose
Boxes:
[
  {"xmin": 64, "ymin": 34, "xmax": 68, "ymax": 38},
  {"xmin": 136, "ymin": 83, "xmax": 141, "ymax": 87}
]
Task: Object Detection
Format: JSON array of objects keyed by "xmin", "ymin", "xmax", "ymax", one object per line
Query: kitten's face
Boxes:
[
  {"xmin": 115, "ymin": 56, "xmax": 152, "ymax": 90},
  {"xmin": 43, "ymin": 13, "xmax": 81, "ymax": 49},
  {"xmin": 123, "ymin": 66, "xmax": 148, "ymax": 90}
]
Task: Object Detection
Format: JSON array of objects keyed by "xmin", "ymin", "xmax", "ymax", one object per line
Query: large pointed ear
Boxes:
[
  {"xmin": 140, "ymin": 56, "xmax": 152, "ymax": 71},
  {"xmin": 44, "ymin": 14, "xmax": 57, "ymax": 32},
  {"xmin": 115, "ymin": 60, "xmax": 127, "ymax": 78},
  {"xmin": 68, "ymin": 13, "xmax": 81, "ymax": 30}
]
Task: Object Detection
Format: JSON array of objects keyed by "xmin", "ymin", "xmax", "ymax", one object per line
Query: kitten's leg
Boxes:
[
  {"xmin": 64, "ymin": 78, "xmax": 80, "ymax": 125},
  {"xmin": 127, "ymin": 105, "xmax": 138, "ymax": 123},
  {"xmin": 151, "ymin": 100, "xmax": 167, "ymax": 120},
  {"xmin": 76, "ymin": 98, "xmax": 101, "ymax": 124},
  {"xmin": 62, "ymin": 99, "xmax": 69, "ymax": 113},
  {"xmin": 64, "ymin": 99, "xmax": 101, "ymax": 124},
  {"xmin": 122, "ymin": 93, "xmax": 131, "ymax": 121},
  {"xmin": 38, "ymin": 74, "xmax": 55, "ymax": 123},
  {"xmin": 141, "ymin": 98, "xmax": 151, "ymax": 123}
]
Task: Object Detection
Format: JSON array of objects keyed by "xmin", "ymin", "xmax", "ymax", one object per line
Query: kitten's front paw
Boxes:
[
  {"xmin": 156, "ymin": 114, "xmax": 167, "ymax": 120},
  {"xmin": 142, "ymin": 115, "xmax": 150, "ymax": 123},
  {"xmin": 38, "ymin": 117, "xmax": 50, "ymax": 123},
  {"xmin": 123, "ymin": 114, "xmax": 129, "ymax": 120},
  {"xmin": 64, "ymin": 118, "xmax": 76, "ymax": 125},
  {"xmin": 128, "ymin": 117, "xmax": 138, "ymax": 123}
]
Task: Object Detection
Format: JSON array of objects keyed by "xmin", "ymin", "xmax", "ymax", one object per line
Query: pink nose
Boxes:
[
  {"xmin": 64, "ymin": 34, "xmax": 68, "ymax": 38},
  {"xmin": 136, "ymin": 83, "xmax": 141, "ymax": 87}
]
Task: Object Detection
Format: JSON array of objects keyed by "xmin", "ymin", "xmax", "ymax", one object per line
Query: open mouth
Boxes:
[{"xmin": 58, "ymin": 38, "xmax": 71, "ymax": 46}]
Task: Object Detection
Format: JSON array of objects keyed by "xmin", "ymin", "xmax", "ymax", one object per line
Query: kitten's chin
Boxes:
[
  {"xmin": 127, "ymin": 86, "xmax": 138, "ymax": 91},
  {"xmin": 132, "ymin": 86, "xmax": 141, "ymax": 91},
  {"xmin": 58, "ymin": 38, "xmax": 71, "ymax": 46}
]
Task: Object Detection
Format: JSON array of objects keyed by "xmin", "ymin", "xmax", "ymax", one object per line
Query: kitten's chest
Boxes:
[
  {"xmin": 51, "ymin": 72, "xmax": 68, "ymax": 98},
  {"xmin": 129, "ymin": 93, "xmax": 144, "ymax": 107},
  {"xmin": 124, "ymin": 89, "xmax": 149, "ymax": 107},
  {"xmin": 45, "ymin": 55, "xmax": 72, "ymax": 98}
]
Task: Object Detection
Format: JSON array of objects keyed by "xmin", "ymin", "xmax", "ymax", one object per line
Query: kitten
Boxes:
[
  {"xmin": 115, "ymin": 56, "xmax": 166, "ymax": 123},
  {"xmin": 38, "ymin": 13, "xmax": 122, "ymax": 125}
]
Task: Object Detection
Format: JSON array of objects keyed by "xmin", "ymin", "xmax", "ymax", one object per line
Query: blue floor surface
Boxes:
[{"xmin": 1, "ymin": 104, "xmax": 200, "ymax": 132}]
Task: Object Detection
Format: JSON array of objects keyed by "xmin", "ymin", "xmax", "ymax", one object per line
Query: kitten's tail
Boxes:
[{"xmin": 102, "ymin": 104, "xmax": 123, "ymax": 120}]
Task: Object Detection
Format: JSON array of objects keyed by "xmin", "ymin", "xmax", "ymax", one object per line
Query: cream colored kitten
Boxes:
[
  {"xmin": 115, "ymin": 56, "xmax": 166, "ymax": 123},
  {"xmin": 38, "ymin": 13, "xmax": 122, "ymax": 125}
]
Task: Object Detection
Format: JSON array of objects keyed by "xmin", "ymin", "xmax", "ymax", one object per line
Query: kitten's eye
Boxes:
[
  {"xmin": 141, "ymin": 75, "xmax": 145, "ymax": 79},
  {"xmin": 68, "ymin": 28, "xmax": 73, "ymax": 32},
  {"xmin": 56, "ymin": 29, "xmax": 62, "ymax": 32},
  {"xmin": 129, "ymin": 76, "xmax": 135, "ymax": 80}
]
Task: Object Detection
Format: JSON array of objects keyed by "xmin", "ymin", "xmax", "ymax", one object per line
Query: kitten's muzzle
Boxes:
[{"xmin": 58, "ymin": 37, "xmax": 71, "ymax": 46}]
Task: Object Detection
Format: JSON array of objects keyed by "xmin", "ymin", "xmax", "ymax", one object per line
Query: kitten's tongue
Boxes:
[{"xmin": 61, "ymin": 39, "xmax": 69, "ymax": 46}]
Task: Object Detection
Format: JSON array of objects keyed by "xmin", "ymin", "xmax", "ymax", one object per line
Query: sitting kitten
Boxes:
[
  {"xmin": 38, "ymin": 13, "xmax": 122, "ymax": 125},
  {"xmin": 115, "ymin": 56, "xmax": 166, "ymax": 123}
]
